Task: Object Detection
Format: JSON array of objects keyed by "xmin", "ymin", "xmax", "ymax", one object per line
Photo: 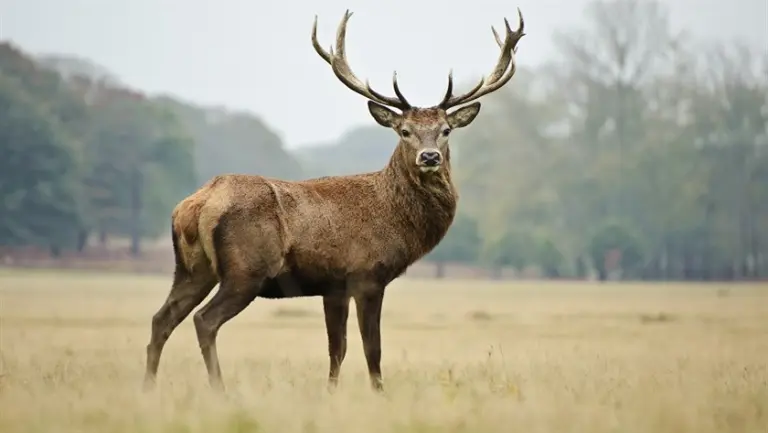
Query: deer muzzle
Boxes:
[{"xmin": 416, "ymin": 149, "xmax": 443, "ymax": 172}]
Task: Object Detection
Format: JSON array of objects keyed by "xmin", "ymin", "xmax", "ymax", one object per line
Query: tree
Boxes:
[
  {"xmin": 74, "ymin": 81, "xmax": 198, "ymax": 255},
  {"xmin": 548, "ymin": 0, "xmax": 685, "ymax": 252},
  {"xmin": 0, "ymin": 42, "xmax": 302, "ymax": 261},
  {"xmin": 687, "ymin": 43, "xmax": 768, "ymax": 279},
  {"xmin": 482, "ymin": 230, "xmax": 539, "ymax": 279},
  {"xmin": 534, "ymin": 236, "xmax": 566, "ymax": 278},
  {"xmin": 424, "ymin": 214, "xmax": 481, "ymax": 278},
  {"xmin": 158, "ymin": 97, "xmax": 305, "ymax": 184},
  {"xmin": 297, "ymin": 125, "xmax": 395, "ymax": 178},
  {"xmin": 588, "ymin": 219, "xmax": 645, "ymax": 281},
  {"xmin": 0, "ymin": 73, "xmax": 83, "ymax": 249},
  {"xmin": 448, "ymin": 0, "xmax": 768, "ymax": 281}
]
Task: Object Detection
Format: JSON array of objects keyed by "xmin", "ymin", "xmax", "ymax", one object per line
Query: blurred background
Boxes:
[{"xmin": 1, "ymin": 0, "xmax": 766, "ymax": 281}]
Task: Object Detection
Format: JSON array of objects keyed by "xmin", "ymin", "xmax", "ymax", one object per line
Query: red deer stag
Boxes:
[{"xmin": 143, "ymin": 8, "xmax": 525, "ymax": 392}]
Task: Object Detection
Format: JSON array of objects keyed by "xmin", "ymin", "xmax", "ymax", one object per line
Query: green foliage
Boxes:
[
  {"xmin": 449, "ymin": 0, "xmax": 768, "ymax": 280},
  {"xmin": 588, "ymin": 220, "xmax": 646, "ymax": 280},
  {"xmin": 534, "ymin": 236, "xmax": 566, "ymax": 278},
  {"xmin": 479, "ymin": 230, "xmax": 566, "ymax": 277},
  {"xmin": 296, "ymin": 125, "xmax": 396, "ymax": 177},
  {"xmin": 0, "ymin": 42, "xmax": 304, "ymax": 256},
  {"xmin": 79, "ymin": 90, "xmax": 198, "ymax": 243},
  {"xmin": 482, "ymin": 230, "xmax": 538, "ymax": 272},
  {"xmin": 0, "ymin": 72, "xmax": 83, "ymax": 248},
  {"xmin": 2, "ymin": 0, "xmax": 766, "ymax": 281},
  {"xmin": 426, "ymin": 214, "xmax": 482, "ymax": 264},
  {"xmin": 158, "ymin": 98, "xmax": 305, "ymax": 183}
]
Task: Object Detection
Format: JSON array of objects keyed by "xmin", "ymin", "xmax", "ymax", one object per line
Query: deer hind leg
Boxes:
[
  {"xmin": 194, "ymin": 210, "xmax": 284, "ymax": 391},
  {"xmin": 144, "ymin": 264, "xmax": 217, "ymax": 390},
  {"xmin": 353, "ymin": 288, "xmax": 385, "ymax": 392},
  {"xmin": 323, "ymin": 292, "xmax": 350, "ymax": 389},
  {"xmin": 192, "ymin": 276, "xmax": 262, "ymax": 391}
]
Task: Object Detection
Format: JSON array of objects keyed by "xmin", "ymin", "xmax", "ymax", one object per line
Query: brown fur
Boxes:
[
  {"xmin": 173, "ymin": 189, "xmax": 206, "ymax": 245},
  {"xmin": 143, "ymin": 9, "xmax": 524, "ymax": 393},
  {"xmin": 171, "ymin": 184, "xmax": 209, "ymax": 270},
  {"xmin": 142, "ymin": 107, "xmax": 464, "ymax": 393}
]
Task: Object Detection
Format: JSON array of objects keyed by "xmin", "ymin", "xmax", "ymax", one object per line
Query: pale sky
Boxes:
[{"xmin": 2, "ymin": 0, "xmax": 766, "ymax": 148}]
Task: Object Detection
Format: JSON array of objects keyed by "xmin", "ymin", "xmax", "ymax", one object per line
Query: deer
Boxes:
[{"xmin": 142, "ymin": 8, "xmax": 525, "ymax": 393}]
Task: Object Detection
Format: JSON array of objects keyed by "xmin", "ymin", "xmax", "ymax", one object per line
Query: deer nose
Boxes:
[{"xmin": 418, "ymin": 150, "xmax": 442, "ymax": 167}]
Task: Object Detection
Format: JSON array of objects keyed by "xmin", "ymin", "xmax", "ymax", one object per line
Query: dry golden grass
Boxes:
[{"xmin": 0, "ymin": 269, "xmax": 766, "ymax": 433}]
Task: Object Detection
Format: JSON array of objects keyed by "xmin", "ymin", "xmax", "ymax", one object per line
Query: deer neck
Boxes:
[{"xmin": 380, "ymin": 143, "xmax": 458, "ymax": 255}]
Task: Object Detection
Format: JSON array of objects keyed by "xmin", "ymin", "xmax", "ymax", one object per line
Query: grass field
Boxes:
[{"xmin": 0, "ymin": 269, "xmax": 766, "ymax": 433}]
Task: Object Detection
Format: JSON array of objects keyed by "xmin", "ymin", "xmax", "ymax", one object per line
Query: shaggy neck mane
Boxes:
[{"xmin": 380, "ymin": 142, "xmax": 458, "ymax": 259}]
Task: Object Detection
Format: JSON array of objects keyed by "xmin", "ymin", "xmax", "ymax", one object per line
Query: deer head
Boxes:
[{"xmin": 312, "ymin": 9, "xmax": 525, "ymax": 174}]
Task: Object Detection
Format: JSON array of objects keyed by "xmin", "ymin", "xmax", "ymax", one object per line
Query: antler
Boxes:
[
  {"xmin": 312, "ymin": 10, "xmax": 412, "ymax": 111},
  {"xmin": 438, "ymin": 8, "xmax": 526, "ymax": 109}
]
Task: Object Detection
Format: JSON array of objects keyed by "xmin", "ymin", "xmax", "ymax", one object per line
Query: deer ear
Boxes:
[
  {"xmin": 368, "ymin": 101, "xmax": 401, "ymax": 128},
  {"xmin": 447, "ymin": 102, "xmax": 481, "ymax": 129}
]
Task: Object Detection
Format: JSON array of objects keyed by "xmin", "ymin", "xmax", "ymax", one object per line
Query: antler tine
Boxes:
[
  {"xmin": 439, "ymin": 70, "xmax": 455, "ymax": 107},
  {"xmin": 439, "ymin": 69, "xmax": 486, "ymax": 109},
  {"xmin": 311, "ymin": 15, "xmax": 333, "ymax": 65},
  {"xmin": 313, "ymin": 10, "xmax": 411, "ymax": 110},
  {"xmin": 439, "ymin": 7, "xmax": 525, "ymax": 109},
  {"xmin": 365, "ymin": 71, "xmax": 411, "ymax": 108},
  {"xmin": 487, "ymin": 17, "xmax": 516, "ymax": 83},
  {"xmin": 392, "ymin": 71, "xmax": 410, "ymax": 107},
  {"xmin": 492, "ymin": 26, "xmax": 503, "ymax": 48}
]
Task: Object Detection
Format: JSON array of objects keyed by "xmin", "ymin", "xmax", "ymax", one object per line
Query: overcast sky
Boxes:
[{"xmin": 2, "ymin": 0, "xmax": 766, "ymax": 148}]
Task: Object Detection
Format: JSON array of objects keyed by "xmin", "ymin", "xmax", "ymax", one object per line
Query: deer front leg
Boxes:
[
  {"xmin": 323, "ymin": 293, "xmax": 350, "ymax": 389},
  {"xmin": 354, "ymin": 289, "xmax": 385, "ymax": 392}
]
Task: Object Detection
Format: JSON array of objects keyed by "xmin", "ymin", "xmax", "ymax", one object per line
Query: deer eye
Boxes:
[
  {"xmin": 400, "ymin": 129, "xmax": 411, "ymax": 138},
  {"xmin": 442, "ymin": 128, "xmax": 451, "ymax": 136}
]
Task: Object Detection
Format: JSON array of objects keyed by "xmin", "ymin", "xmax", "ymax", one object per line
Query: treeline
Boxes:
[
  {"xmin": 422, "ymin": 0, "xmax": 768, "ymax": 281},
  {"xmin": 297, "ymin": 126, "xmax": 397, "ymax": 178},
  {"xmin": 0, "ymin": 43, "xmax": 302, "ymax": 256},
  {"xmin": 2, "ymin": 0, "xmax": 765, "ymax": 282}
]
